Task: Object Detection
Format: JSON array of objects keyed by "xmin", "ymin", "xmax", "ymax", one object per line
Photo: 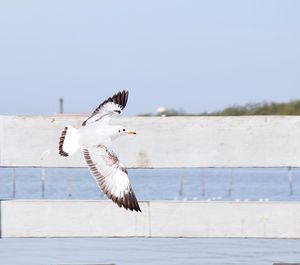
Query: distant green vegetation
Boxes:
[
  {"xmin": 201, "ymin": 100, "xmax": 300, "ymax": 116},
  {"xmin": 143, "ymin": 100, "xmax": 300, "ymax": 116}
]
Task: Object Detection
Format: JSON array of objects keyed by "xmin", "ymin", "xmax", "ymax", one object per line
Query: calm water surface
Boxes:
[{"xmin": 0, "ymin": 167, "xmax": 299, "ymax": 201}]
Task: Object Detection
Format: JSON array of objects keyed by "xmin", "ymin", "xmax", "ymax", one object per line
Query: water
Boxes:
[{"xmin": 0, "ymin": 167, "xmax": 299, "ymax": 201}]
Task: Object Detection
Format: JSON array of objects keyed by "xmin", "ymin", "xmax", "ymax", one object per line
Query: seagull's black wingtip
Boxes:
[{"xmin": 111, "ymin": 90, "xmax": 129, "ymax": 110}]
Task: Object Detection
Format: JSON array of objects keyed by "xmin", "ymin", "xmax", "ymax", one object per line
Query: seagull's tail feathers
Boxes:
[{"xmin": 59, "ymin": 125, "xmax": 80, "ymax": 157}]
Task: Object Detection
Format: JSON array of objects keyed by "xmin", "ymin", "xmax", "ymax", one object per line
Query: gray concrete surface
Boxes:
[
  {"xmin": 1, "ymin": 238, "xmax": 300, "ymax": 265},
  {"xmin": 1, "ymin": 115, "xmax": 300, "ymax": 168},
  {"xmin": 2, "ymin": 200, "xmax": 300, "ymax": 238}
]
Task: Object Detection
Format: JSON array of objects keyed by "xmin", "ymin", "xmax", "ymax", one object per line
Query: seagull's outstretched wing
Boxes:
[
  {"xmin": 82, "ymin": 90, "xmax": 129, "ymax": 126},
  {"xmin": 82, "ymin": 144, "xmax": 141, "ymax": 212}
]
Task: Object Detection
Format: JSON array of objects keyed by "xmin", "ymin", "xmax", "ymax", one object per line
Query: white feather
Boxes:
[{"xmin": 63, "ymin": 125, "xmax": 80, "ymax": 156}]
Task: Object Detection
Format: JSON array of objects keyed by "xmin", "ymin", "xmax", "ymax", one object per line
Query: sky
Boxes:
[{"xmin": 0, "ymin": 0, "xmax": 299, "ymax": 116}]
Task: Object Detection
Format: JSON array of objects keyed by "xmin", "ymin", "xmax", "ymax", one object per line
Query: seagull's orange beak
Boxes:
[{"xmin": 127, "ymin": 131, "xmax": 137, "ymax": 135}]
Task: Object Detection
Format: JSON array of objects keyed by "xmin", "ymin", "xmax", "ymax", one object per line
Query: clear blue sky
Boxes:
[{"xmin": 0, "ymin": 1, "xmax": 299, "ymax": 115}]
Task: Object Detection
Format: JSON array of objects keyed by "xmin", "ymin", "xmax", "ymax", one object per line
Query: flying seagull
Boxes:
[{"xmin": 58, "ymin": 90, "xmax": 141, "ymax": 212}]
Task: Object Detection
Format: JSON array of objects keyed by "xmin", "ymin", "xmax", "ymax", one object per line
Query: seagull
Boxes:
[{"xmin": 58, "ymin": 90, "xmax": 141, "ymax": 212}]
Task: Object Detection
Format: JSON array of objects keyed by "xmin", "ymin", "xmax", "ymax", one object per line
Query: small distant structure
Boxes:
[
  {"xmin": 156, "ymin": 106, "xmax": 167, "ymax": 116},
  {"xmin": 59, "ymin": 98, "xmax": 64, "ymax": 114}
]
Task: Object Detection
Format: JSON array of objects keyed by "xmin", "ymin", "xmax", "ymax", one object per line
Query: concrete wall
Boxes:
[
  {"xmin": 1, "ymin": 116, "xmax": 300, "ymax": 238},
  {"xmin": 1, "ymin": 115, "xmax": 300, "ymax": 168},
  {"xmin": 2, "ymin": 200, "xmax": 300, "ymax": 238}
]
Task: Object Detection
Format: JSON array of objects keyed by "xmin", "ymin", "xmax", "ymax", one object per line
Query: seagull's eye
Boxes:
[{"xmin": 123, "ymin": 129, "xmax": 125, "ymax": 132}]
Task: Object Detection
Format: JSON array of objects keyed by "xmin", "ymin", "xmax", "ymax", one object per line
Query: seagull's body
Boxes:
[
  {"xmin": 58, "ymin": 91, "xmax": 141, "ymax": 212},
  {"xmin": 79, "ymin": 123, "xmax": 117, "ymax": 146}
]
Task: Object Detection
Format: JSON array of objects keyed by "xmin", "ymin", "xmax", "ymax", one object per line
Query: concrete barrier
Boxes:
[
  {"xmin": 1, "ymin": 115, "xmax": 300, "ymax": 168},
  {"xmin": 1, "ymin": 200, "xmax": 300, "ymax": 238},
  {"xmin": 1, "ymin": 115, "xmax": 300, "ymax": 238}
]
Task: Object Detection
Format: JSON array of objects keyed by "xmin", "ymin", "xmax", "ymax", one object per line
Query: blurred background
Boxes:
[{"xmin": 0, "ymin": 0, "xmax": 299, "ymax": 116}]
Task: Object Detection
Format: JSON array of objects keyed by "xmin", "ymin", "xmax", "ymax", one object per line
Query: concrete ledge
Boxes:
[
  {"xmin": 1, "ymin": 115, "xmax": 300, "ymax": 168},
  {"xmin": 1, "ymin": 200, "xmax": 300, "ymax": 238},
  {"xmin": 1, "ymin": 200, "xmax": 150, "ymax": 237}
]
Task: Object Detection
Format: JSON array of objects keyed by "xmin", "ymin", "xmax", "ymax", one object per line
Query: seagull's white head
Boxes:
[{"xmin": 111, "ymin": 126, "xmax": 136, "ymax": 139}]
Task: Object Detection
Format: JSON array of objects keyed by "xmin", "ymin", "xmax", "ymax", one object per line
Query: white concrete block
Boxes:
[
  {"xmin": 1, "ymin": 115, "xmax": 300, "ymax": 168},
  {"xmin": 149, "ymin": 201, "xmax": 300, "ymax": 238},
  {"xmin": 2, "ymin": 200, "xmax": 300, "ymax": 238},
  {"xmin": 1, "ymin": 200, "xmax": 150, "ymax": 237}
]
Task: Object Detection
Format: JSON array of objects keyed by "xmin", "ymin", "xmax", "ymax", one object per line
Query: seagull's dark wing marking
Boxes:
[
  {"xmin": 82, "ymin": 144, "xmax": 141, "ymax": 212},
  {"xmin": 82, "ymin": 90, "xmax": 129, "ymax": 126},
  {"xmin": 59, "ymin": 127, "xmax": 69, "ymax": 157}
]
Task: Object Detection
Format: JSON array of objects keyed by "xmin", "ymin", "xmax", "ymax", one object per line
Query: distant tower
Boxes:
[{"xmin": 59, "ymin": 98, "xmax": 64, "ymax": 113}]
